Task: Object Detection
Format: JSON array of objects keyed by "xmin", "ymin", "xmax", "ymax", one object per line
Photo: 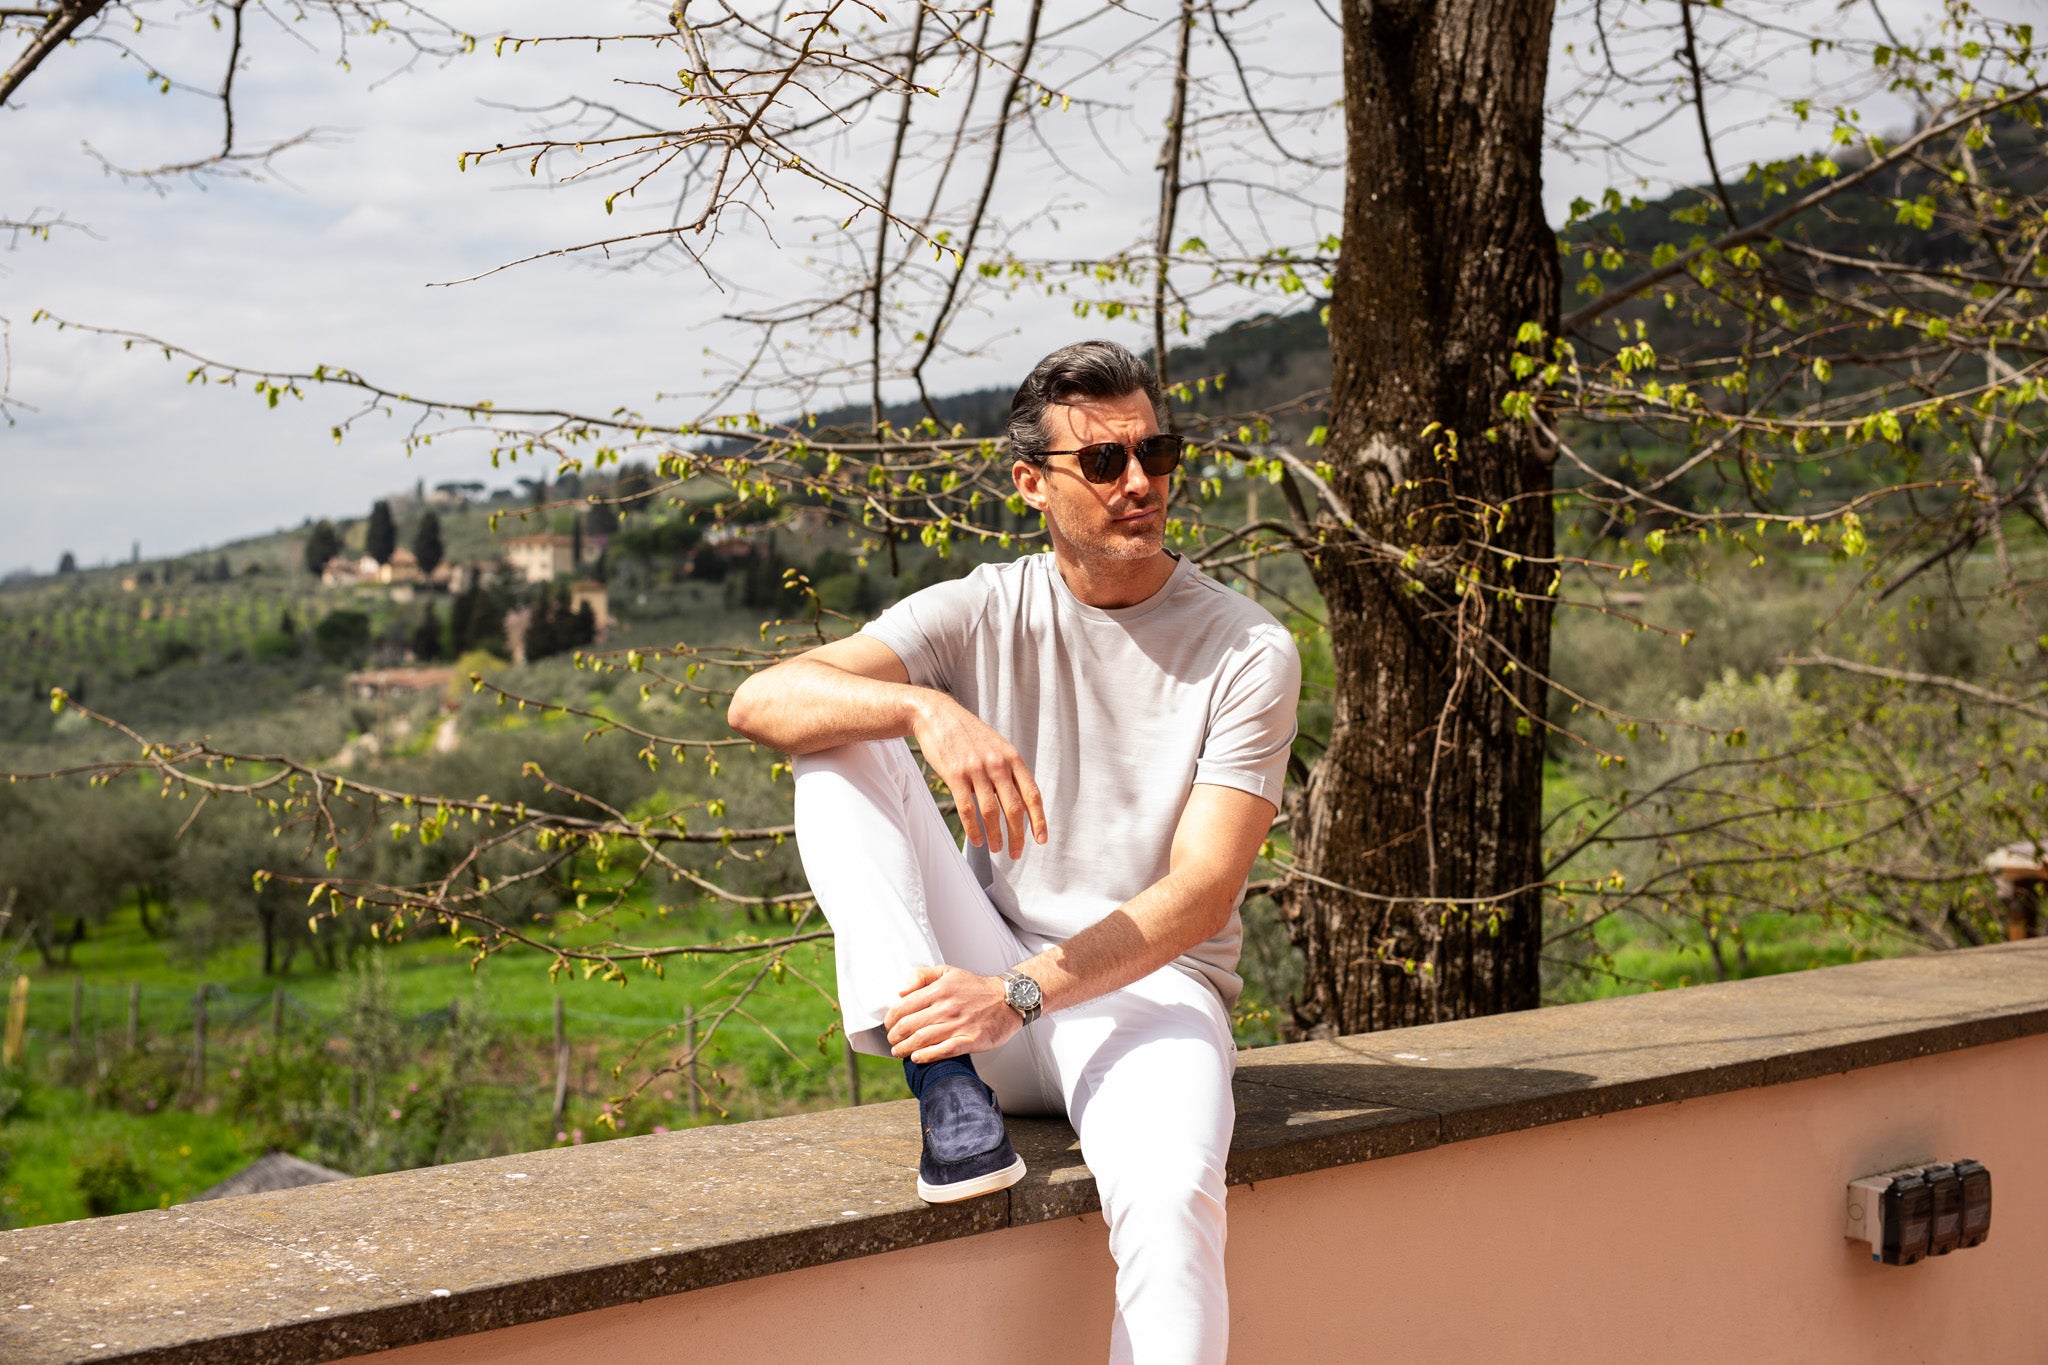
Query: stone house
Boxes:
[{"xmin": 505, "ymin": 533, "xmax": 605, "ymax": 585}]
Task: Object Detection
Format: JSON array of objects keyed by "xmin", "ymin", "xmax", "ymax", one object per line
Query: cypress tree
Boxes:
[
  {"xmin": 303, "ymin": 520, "xmax": 343, "ymax": 576},
  {"xmin": 365, "ymin": 500, "xmax": 398, "ymax": 564},
  {"xmin": 411, "ymin": 604, "xmax": 445, "ymax": 662},
  {"xmin": 527, "ymin": 588, "xmax": 560, "ymax": 661},
  {"xmin": 413, "ymin": 509, "xmax": 446, "ymax": 576},
  {"xmin": 449, "ymin": 583, "xmax": 477, "ymax": 654}
]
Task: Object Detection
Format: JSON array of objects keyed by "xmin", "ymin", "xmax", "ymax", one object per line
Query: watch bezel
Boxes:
[{"xmin": 1002, "ymin": 969, "xmax": 1042, "ymax": 1023}]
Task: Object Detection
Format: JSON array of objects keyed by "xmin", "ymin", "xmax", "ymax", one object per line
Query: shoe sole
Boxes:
[{"xmin": 917, "ymin": 1154, "xmax": 1027, "ymax": 1204}]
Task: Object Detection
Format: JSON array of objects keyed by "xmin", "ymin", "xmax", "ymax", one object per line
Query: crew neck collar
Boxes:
[{"xmin": 1041, "ymin": 550, "xmax": 1186, "ymax": 623}]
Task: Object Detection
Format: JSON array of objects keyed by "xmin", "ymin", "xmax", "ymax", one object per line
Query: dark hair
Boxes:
[{"xmin": 1007, "ymin": 340, "xmax": 1163, "ymax": 463}]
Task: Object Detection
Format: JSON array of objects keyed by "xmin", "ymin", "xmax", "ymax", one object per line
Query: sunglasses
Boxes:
[{"xmin": 1033, "ymin": 433, "xmax": 1186, "ymax": 485}]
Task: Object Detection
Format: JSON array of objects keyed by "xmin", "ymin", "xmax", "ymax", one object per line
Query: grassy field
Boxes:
[
  {"xmin": 1542, "ymin": 904, "xmax": 1914, "ymax": 1003},
  {"xmin": 1, "ymin": 891, "xmax": 912, "ymax": 1227}
]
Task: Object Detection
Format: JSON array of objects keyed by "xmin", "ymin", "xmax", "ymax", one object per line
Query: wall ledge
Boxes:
[{"xmin": 7, "ymin": 940, "xmax": 2047, "ymax": 1364}]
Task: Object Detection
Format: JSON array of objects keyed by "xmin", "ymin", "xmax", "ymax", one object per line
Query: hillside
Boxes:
[{"xmin": 10, "ymin": 107, "xmax": 2036, "ymax": 741}]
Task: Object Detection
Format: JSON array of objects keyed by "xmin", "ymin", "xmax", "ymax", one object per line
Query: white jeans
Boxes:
[{"xmin": 793, "ymin": 739, "xmax": 1234, "ymax": 1365}]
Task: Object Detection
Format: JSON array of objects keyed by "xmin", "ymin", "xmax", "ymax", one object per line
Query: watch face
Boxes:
[{"xmin": 1009, "ymin": 974, "xmax": 1041, "ymax": 1011}]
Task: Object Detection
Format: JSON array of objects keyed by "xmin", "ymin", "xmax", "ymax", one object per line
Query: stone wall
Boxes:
[{"xmin": 8, "ymin": 941, "xmax": 2046, "ymax": 1363}]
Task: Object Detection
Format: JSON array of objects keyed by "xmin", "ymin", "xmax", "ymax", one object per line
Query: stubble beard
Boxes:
[{"xmin": 1045, "ymin": 492, "xmax": 1167, "ymax": 566}]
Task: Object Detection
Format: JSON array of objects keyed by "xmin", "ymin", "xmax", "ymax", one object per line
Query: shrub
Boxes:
[
  {"xmin": 313, "ymin": 609, "xmax": 372, "ymax": 664},
  {"xmin": 155, "ymin": 637, "xmax": 199, "ymax": 669},
  {"xmin": 223, "ymin": 1038, "xmax": 343, "ymax": 1154},
  {"xmin": 0, "ymin": 1070, "xmax": 26, "ymax": 1124},
  {"xmin": 74, "ymin": 1144, "xmax": 156, "ymax": 1217},
  {"xmin": 88, "ymin": 1045, "xmax": 185, "ymax": 1116},
  {"xmin": 249, "ymin": 629, "xmax": 300, "ymax": 663}
]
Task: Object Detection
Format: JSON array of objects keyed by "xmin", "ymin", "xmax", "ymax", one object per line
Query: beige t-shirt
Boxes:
[{"xmin": 861, "ymin": 551, "xmax": 1300, "ymax": 1006}]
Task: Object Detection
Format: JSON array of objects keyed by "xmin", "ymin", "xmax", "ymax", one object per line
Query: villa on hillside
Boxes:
[
  {"xmin": 318, "ymin": 550, "xmax": 453, "ymax": 595},
  {"xmin": 320, "ymin": 555, "xmax": 375, "ymax": 589},
  {"xmin": 505, "ymin": 533, "xmax": 606, "ymax": 584},
  {"xmin": 377, "ymin": 548, "xmax": 424, "ymax": 585},
  {"xmin": 445, "ymin": 560, "xmax": 511, "ymax": 595}
]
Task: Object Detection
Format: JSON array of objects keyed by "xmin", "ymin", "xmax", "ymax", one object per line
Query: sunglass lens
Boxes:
[
  {"xmin": 1079, "ymin": 443, "xmax": 1127, "ymax": 483},
  {"xmin": 1136, "ymin": 435, "xmax": 1185, "ymax": 476}
]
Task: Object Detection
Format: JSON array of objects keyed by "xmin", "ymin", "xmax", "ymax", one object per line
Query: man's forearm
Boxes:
[
  {"xmin": 884, "ymin": 870, "xmax": 1233, "ymax": 1064},
  {"xmin": 728, "ymin": 658, "xmax": 928, "ymax": 755},
  {"xmin": 1016, "ymin": 869, "xmax": 1235, "ymax": 1015},
  {"xmin": 880, "ymin": 783, "xmax": 1271, "ymax": 1062}
]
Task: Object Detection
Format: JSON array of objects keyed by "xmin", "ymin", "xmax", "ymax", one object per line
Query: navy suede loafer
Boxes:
[{"xmin": 915, "ymin": 1071, "xmax": 1026, "ymax": 1203}]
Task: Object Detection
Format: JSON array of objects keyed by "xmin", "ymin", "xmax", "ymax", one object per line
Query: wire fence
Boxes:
[
  {"xmin": 0, "ymin": 972, "xmax": 738, "ymax": 1133},
  {"xmin": 15, "ymin": 977, "xmax": 685, "ymax": 1037}
]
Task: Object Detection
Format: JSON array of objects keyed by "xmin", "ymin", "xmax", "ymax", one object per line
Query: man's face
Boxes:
[{"xmin": 1014, "ymin": 390, "xmax": 1169, "ymax": 564}]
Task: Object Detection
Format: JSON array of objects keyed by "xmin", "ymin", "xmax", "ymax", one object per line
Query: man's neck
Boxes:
[{"xmin": 1048, "ymin": 543, "xmax": 1177, "ymax": 609}]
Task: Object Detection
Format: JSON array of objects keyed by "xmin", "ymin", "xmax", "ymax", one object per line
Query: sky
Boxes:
[{"xmin": 0, "ymin": 0, "xmax": 2021, "ymax": 576}]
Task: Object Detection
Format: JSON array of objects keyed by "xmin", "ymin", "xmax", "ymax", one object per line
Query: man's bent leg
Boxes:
[
  {"xmin": 1041, "ymin": 967, "xmax": 1234, "ymax": 1365},
  {"xmin": 792, "ymin": 740, "xmax": 1055, "ymax": 1112}
]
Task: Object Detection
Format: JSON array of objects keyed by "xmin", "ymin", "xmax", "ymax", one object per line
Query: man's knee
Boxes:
[
  {"xmin": 792, "ymin": 737, "xmax": 898, "ymax": 782},
  {"xmin": 1096, "ymin": 1149, "xmax": 1228, "ymax": 1231},
  {"xmin": 792, "ymin": 739, "xmax": 909, "ymax": 821}
]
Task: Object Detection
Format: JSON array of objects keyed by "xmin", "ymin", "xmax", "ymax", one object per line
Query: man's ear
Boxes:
[{"xmin": 1013, "ymin": 460, "xmax": 1050, "ymax": 513}]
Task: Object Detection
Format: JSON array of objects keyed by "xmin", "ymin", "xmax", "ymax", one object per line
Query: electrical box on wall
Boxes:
[{"xmin": 1845, "ymin": 1160, "xmax": 1992, "ymax": 1265}]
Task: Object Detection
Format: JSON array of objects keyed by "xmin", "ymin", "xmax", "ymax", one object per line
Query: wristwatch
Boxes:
[{"xmin": 1000, "ymin": 969, "xmax": 1043, "ymax": 1026}]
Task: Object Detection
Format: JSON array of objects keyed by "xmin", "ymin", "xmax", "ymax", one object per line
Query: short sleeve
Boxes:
[
  {"xmin": 858, "ymin": 571, "xmax": 991, "ymax": 693},
  {"xmin": 1193, "ymin": 625, "xmax": 1301, "ymax": 808}
]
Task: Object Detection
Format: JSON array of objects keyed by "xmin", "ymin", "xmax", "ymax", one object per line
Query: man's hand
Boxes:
[
  {"xmin": 910, "ymin": 693, "xmax": 1048, "ymax": 859},
  {"xmin": 884, "ymin": 965, "xmax": 1021, "ymax": 1063}
]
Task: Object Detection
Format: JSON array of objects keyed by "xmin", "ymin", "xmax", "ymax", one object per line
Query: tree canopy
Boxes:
[
  {"xmin": 363, "ymin": 501, "xmax": 396, "ymax": 566},
  {"xmin": 302, "ymin": 520, "xmax": 342, "ymax": 577}
]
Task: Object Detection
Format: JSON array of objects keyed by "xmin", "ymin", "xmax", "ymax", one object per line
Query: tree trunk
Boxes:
[
  {"xmin": 136, "ymin": 885, "xmax": 171, "ymax": 939},
  {"xmin": 1290, "ymin": 0, "xmax": 1559, "ymax": 1034},
  {"xmin": 31, "ymin": 916, "xmax": 61, "ymax": 969}
]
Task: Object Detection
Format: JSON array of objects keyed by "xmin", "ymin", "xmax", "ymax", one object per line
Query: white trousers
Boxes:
[{"xmin": 793, "ymin": 740, "xmax": 1234, "ymax": 1365}]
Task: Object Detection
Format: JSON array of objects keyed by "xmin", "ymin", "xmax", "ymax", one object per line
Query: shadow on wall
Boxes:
[
  {"xmin": 997, "ymin": 1057, "xmax": 1602, "ymax": 1210},
  {"xmin": 1237, "ymin": 1058, "xmax": 1601, "ymax": 1118}
]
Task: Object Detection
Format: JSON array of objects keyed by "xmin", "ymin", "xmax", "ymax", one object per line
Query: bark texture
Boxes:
[{"xmin": 1289, "ymin": 0, "xmax": 1560, "ymax": 1034}]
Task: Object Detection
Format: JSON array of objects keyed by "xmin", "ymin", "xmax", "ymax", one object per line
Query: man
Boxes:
[{"xmin": 725, "ymin": 340, "xmax": 1300, "ymax": 1363}]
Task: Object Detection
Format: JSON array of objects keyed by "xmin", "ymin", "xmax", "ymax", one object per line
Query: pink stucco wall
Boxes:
[{"xmin": 367, "ymin": 1033, "xmax": 2047, "ymax": 1364}]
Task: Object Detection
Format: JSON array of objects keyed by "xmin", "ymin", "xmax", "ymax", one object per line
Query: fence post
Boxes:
[
  {"xmin": 127, "ymin": 982, "xmax": 140, "ymax": 1053},
  {"xmin": 191, "ymin": 985, "xmax": 208, "ymax": 1095},
  {"xmin": 271, "ymin": 987, "xmax": 285, "ymax": 1042},
  {"xmin": 3, "ymin": 975, "xmax": 27, "ymax": 1069},
  {"xmin": 845, "ymin": 1036, "xmax": 861, "ymax": 1107},
  {"xmin": 551, "ymin": 995, "xmax": 568, "ymax": 1130},
  {"xmin": 684, "ymin": 1006, "xmax": 700, "ymax": 1120}
]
